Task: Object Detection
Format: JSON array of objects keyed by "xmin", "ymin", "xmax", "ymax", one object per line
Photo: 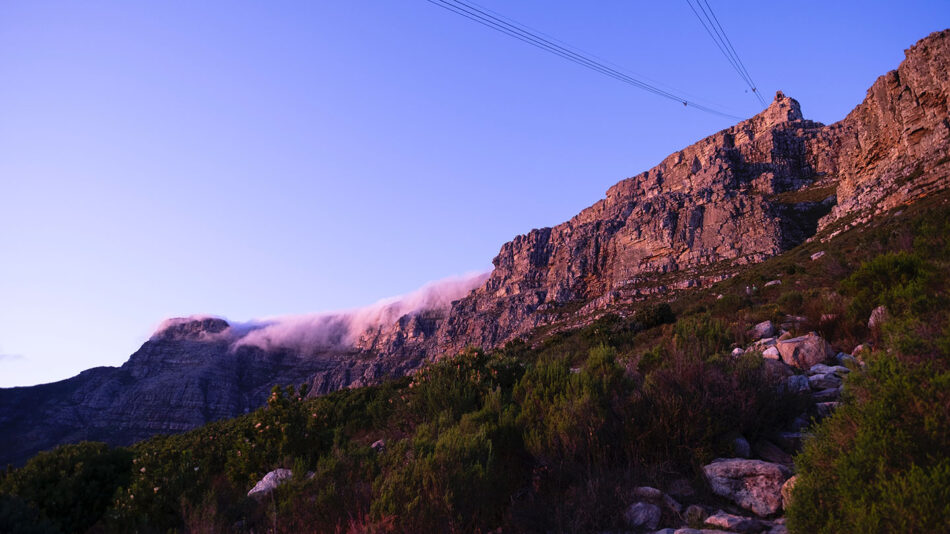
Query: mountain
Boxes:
[{"xmin": 2, "ymin": 29, "xmax": 948, "ymax": 468}]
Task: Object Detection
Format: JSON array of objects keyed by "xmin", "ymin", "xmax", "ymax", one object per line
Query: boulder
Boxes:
[
  {"xmin": 704, "ymin": 510, "xmax": 767, "ymax": 533},
  {"xmin": 771, "ymin": 432, "xmax": 803, "ymax": 453},
  {"xmin": 733, "ymin": 436, "xmax": 752, "ymax": 458},
  {"xmin": 868, "ymin": 305, "xmax": 889, "ymax": 329},
  {"xmin": 703, "ymin": 459, "xmax": 791, "ymax": 516},
  {"xmin": 816, "ymin": 401, "xmax": 841, "ymax": 418},
  {"xmin": 781, "ymin": 475, "xmax": 798, "ymax": 510},
  {"xmin": 776, "ymin": 333, "xmax": 832, "ymax": 369},
  {"xmin": 732, "ymin": 347, "xmax": 746, "ymax": 357},
  {"xmin": 247, "ymin": 468, "xmax": 293, "ymax": 498},
  {"xmin": 749, "ymin": 320, "xmax": 775, "ymax": 340},
  {"xmin": 762, "ymin": 359, "xmax": 793, "ymax": 381},
  {"xmin": 810, "ymin": 251, "xmax": 825, "ymax": 260},
  {"xmin": 624, "ymin": 501, "xmax": 661, "ymax": 530},
  {"xmin": 764, "ymin": 280, "xmax": 782, "ymax": 288},
  {"xmin": 684, "ymin": 504, "xmax": 708, "ymax": 526},
  {"xmin": 811, "ymin": 387, "xmax": 842, "ymax": 402},
  {"xmin": 783, "ymin": 375, "xmax": 810, "ymax": 394},
  {"xmin": 808, "ymin": 372, "xmax": 843, "ymax": 390},
  {"xmin": 762, "ymin": 346, "xmax": 781, "ymax": 360},
  {"xmin": 752, "ymin": 439, "xmax": 793, "ymax": 465},
  {"xmin": 807, "ymin": 363, "xmax": 849, "ymax": 376},
  {"xmin": 633, "ymin": 486, "xmax": 682, "ymax": 513},
  {"xmin": 666, "ymin": 478, "xmax": 696, "ymax": 499}
]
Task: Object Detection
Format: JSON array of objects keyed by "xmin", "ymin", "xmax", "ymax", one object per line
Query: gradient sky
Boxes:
[{"xmin": 1, "ymin": 1, "xmax": 947, "ymax": 387}]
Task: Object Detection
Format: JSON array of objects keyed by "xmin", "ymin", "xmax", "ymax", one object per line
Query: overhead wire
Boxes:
[
  {"xmin": 425, "ymin": 0, "xmax": 743, "ymax": 120},
  {"xmin": 686, "ymin": 0, "xmax": 767, "ymax": 107}
]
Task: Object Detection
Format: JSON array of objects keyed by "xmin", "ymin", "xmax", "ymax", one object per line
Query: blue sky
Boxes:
[{"xmin": 1, "ymin": 1, "xmax": 947, "ymax": 387}]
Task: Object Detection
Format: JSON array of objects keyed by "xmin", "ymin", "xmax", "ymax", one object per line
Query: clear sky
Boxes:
[{"xmin": 1, "ymin": 1, "xmax": 947, "ymax": 387}]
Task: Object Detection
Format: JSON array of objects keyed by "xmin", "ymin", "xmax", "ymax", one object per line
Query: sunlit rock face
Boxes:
[{"xmin": 388, "ymin": 30, "xmax": 950, "ymax": 358}]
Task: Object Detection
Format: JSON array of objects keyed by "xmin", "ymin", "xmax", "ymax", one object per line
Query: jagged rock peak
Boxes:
[
  {"xmin": 151, "ymin": 316, "xmax": 230, "ymax": 341},
  {"xmin": 758, "ymin": 91, "xmax": 804, "ymax": 127}
]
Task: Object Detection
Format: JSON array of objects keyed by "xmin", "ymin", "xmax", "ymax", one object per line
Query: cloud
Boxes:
[
  {"xmin": 152, "ymin": 271, "xmax": 490, "ymax": 354},
  {"xmin": 232, "ymin": 271, "xmax": 489, "ymax": 353}
]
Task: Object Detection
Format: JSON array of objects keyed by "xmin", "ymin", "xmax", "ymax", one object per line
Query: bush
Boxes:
[
  {"xmin": 840, "ymin": 252, "xmax": 934, "ymax": 322},
  {"xmin": 787, "ymin": 348, "xmax": 950, "ymax": 533},
  {"xmin": 672, "ymin": 313, "xmax": 733, "ymax": 359},
  {"xmin": 0, "ymin": 442, "xmax": 131, "ymax": 533}
]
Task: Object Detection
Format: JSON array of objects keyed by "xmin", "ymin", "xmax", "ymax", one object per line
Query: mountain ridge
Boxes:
[{"xmin": 2, "ymin": 29, "xmax": 948, "ymax": 467}]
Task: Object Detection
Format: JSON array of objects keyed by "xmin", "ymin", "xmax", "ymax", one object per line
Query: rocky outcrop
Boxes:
[
  {"xmin": 824, "ymin": 29, "xmax": 950, "ymax": 226},
  {"xmin": 247, "ymin": 468, "xmax": 294, "ymax": 498},
  {"xmin": 703, "ymin": 459, "xmax": 792, "ymax": 516},
  {"xmin": 370, "ymin": 29, "xmax": 950, "ymax": 360},
  {"xmin": 776, "ymin": 333, "xmax": 833, "ymax": 370}
]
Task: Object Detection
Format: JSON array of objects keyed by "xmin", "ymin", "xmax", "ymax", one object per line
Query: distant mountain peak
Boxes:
[{"xmin": 151, "ymin": 316, "xmax": 231, "ymax": 342}]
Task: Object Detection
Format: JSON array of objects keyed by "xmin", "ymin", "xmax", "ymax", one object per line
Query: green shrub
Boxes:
[
  {"xmin": 840, "ymin": 251, "xmax": 934, "ymax": 322},
  {"xmin": 672, "ymin": 313, "xmax": 732, "ymax": 359},
  {"xmin": 0, "ymin": 442, "xmax": 131, "ymax": 533},
  {"xmin": 778, "ymin": 290, "xmax": 804, "ymax": 314},
  {"xmin": 787, "ymin": 349, "xmax": 950, "ymax": 533}
]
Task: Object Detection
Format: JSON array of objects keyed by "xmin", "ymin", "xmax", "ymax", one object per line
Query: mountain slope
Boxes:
[{"xmin": 1, "ymin": 29, "xmax": 948, "ymax": 468}]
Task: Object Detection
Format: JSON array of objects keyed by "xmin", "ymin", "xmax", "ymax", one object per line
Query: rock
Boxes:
[
  {"xmin": 752, "ymin": 439, "xmax": 793, "ymax": 465},
  {"xmin": 247, "ymin": 468, "xmax": 293, "ymax": 498},
  {"xmin": 666, "ymin": 478, "xmax": 696, "ymax": 499},
  {"xmin": 634, "ymin": 486, "xmax": 682, "ymax": 513},
  {"xmin": 816, "ymin": 401, "xmax": 841, "ymax": 418},
  {"xmin": 762, "ymin": 346, "xmax": 780, "ymax": 360},
  {"xmin": 371, "ymin": 439, "xmax": 386, "ymax": 452},
  {"xmin": 762, "ymin": 359, "xmax": 794, "ymax": 381},
  {"xmin": 868, "ymin": 305, "xmax": 889, "ymax": 329},
  {"xmin": 784, "ymin": 375, "xmax": 810, "ymax": 394},
  {"xmin": 781, "ymin": 475, "xmax": 798, "ymax": 510},
  {"xmin": 749, "ymin": 321, "xmax": 776, "ymax": 340},
  {"xmin": 684, "ymin": 504, "xmax": 708, "ymax": 526},
  {"xmin": 703, "ymin": 458, "xmax": 791, "ymax": 516},
  {"xmin": 810, "ymin": 251, "xmax": 825, "ymax": 260},
  {"xmin": 808, "ymin": 363, "xmax": 849, "ymax": 376},
  {"xmin": 624, "ymin": 502, "xmax": 661, "ymax": 530},
  {"xmin": 732, "ymin": 347, "xmax": 746, "ymax": 357},
  {"xmin": 776, "ymin": 332, "xmax": 833, "ymax": 369},
  {"xmin": 812, "ymin": 387, "xmax": 842, "ymax": 402},
  {"xmin": 633, "ymin": 486, "xmax": 664, "ymax": 500},
  {"xmin": 771, "ymin": 432, "xmax": 803, "ymax": 453},
  {"xmin": 777, "ymin": 331, "xmax": 793, "ymax": 341},
  {"xmin": 836, "ymin": 353, "xmax": 857, "ymax": 366},
  {"xmin": 789, "ymin": 415, "xmax": 810, "ymax": 431},
  {"xmin": 733, "ymin": 436, "xmax": 752, "ymax": 458},
  {"xmin": 764, "ymin": 280, "xmax": 782, "ymax": 288},
  {"xmin": 808, "ymin": 372, "xmax": 843, "ymax": 390},
  {"xmin": 704, "ymin": 510, "xmax": 767, "ymax": 533},
  {"xmin": 768, "ymin": 524, "xmax": 789, "ymax": 534}
]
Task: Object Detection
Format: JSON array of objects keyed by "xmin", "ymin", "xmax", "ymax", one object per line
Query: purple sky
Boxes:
[{"xmin": 2, "ymin": 1, "xmax": 947, "ymax": 387}]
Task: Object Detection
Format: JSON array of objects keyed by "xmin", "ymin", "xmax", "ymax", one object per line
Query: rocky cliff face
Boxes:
[
  {"xmin": 363, "ymin": 29, "xmax": 950, "ymax": 359},
  {"xmin": 825, "ymin": 29, "xmax": 950, "ymax": 225},
  {"xmin": 2, "ymin": 30, "xmax": 948, "ymax": 467}
]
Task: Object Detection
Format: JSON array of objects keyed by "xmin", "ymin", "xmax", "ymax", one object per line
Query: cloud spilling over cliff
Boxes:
[{"xmin": 150, "ymin": 271, "xmax": 490, "ymax": 353}]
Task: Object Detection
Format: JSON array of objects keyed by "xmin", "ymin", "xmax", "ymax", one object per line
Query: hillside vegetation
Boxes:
[{"xmin": 2, "ymin": 193, "xmax": 949, "ymax": 533}]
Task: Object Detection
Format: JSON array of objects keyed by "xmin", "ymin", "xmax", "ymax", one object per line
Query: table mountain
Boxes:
[{"xmin": 2, "ymin": 29, "xmax": 948, "ymax": 467}]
